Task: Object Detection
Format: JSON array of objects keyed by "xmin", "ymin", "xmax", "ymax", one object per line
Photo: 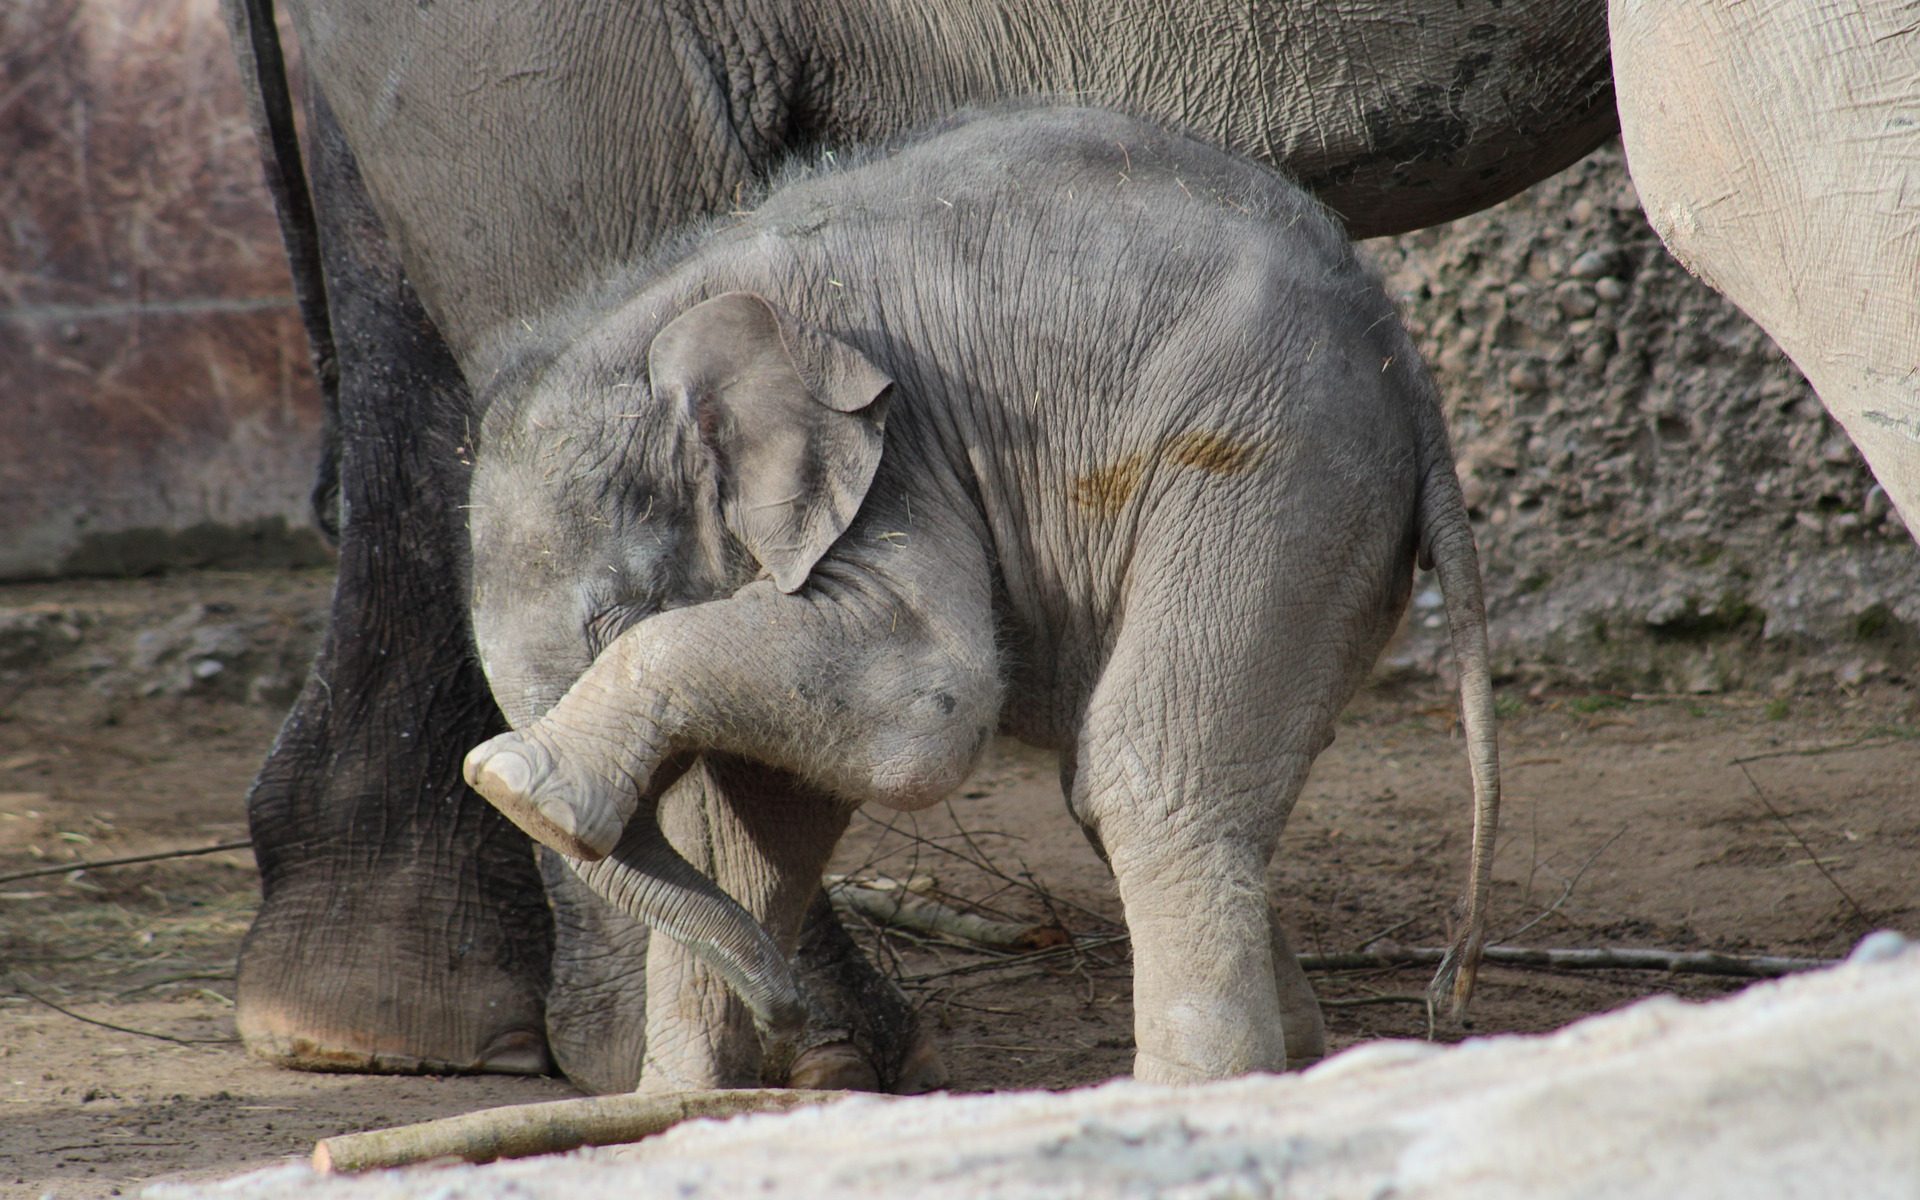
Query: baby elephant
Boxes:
[{"xmin": 463, "ymin": 106, "xmax": 1499, "ymax": 1086}]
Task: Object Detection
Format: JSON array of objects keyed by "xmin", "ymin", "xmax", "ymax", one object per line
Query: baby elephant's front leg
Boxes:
[
  {"xmin": 464, "ymin": 675, "xmax": 672, "ymax": 861},
  {"xmin": 465, "ymin": 581, "xmax": 1000, "ymax": 861}
]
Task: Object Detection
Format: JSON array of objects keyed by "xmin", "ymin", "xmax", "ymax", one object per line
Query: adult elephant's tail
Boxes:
[
  {"xmin": 1414, "ymin": 445, "xmax": 1503, "ymax": 1018},
  {"xmin": 219, "ymin": 0, "xmax": 342, "ymax": 542}
]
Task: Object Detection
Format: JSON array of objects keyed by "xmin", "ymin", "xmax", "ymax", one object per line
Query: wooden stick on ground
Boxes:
[
  {"xmin": 828, "ymin": 876, "xmax": 1068, "ymax": 952},
  {"xmin": 1301, "ymin": 946, "xmax": 1835, "ymax": 979},
  {"xmin": 830, "ymin": 879, "xmax": 1839, "ymax": 984},
  {"xmin": 313, "ymin": 1089, "xmax": 856, "ymax": 1174}
]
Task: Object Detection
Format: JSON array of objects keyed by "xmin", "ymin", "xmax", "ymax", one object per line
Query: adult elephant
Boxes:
[
  {"xmin": 221, "ymin": 0, "xmax": 1614, "ymax": 1088},
  {"xmin": 1611, "ymin": 0, "xmax": 1920, "ymax": 535}
]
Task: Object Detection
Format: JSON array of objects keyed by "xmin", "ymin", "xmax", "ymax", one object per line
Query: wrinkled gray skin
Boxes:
[
  {"xmin": 462, "ymin": 108, "xmax": 1502, "ymax": 1087},
  {"xmin": 227, "ymin": 0, "xmax": 1603, "ymax": 1088}
]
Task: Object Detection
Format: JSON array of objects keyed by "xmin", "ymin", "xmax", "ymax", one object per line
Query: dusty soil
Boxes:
[{"xmin": 2, "ymin": 568, "xmax": 1916, "ymax": 1198}]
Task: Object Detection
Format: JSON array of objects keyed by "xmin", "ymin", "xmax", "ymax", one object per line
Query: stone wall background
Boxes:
[
  {"xmin": 0, "ymin": 0, "xmax": 327, "ymax": 580},
  {"xmin": 1373, "ymin": 142, "xmax": 1920, "ymax": 692}
]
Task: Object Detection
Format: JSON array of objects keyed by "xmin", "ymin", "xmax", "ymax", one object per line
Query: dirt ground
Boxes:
[{"xmin": 1, "ymin": 568, "xmax": 1915, "ymax": 1198}]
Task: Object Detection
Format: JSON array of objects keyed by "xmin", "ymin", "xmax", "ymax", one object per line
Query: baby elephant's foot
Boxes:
[
  {"xmin": 787, "ymin": 1027, "xmax": 949, "ymax": 1094},
  {"xmin": 787, "ymin": 891, "xmax": 949, "ymax": 1094},
  {"xmin": 464, "ymin": 731, "xmax": 628, "ymax": 860}
]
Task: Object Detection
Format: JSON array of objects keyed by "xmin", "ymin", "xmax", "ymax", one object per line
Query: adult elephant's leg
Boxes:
[
  {"xmin": 234, "ymin": 96, "xmax": 552, "ymax": 1074},
  {"xmin": 1612, "ymin": 0, "xmax": 1920, "ymax": 529}
]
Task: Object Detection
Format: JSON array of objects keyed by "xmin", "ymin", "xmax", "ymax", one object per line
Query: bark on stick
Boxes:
[{"xmin": 312, "ymin": 1088, "xmax": 854, "ymax": 1173}]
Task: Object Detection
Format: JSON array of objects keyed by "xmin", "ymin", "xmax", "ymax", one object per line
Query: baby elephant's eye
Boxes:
[{"xmin": 584, "ymin": 604, "xmax": 645, "ymax": 657}]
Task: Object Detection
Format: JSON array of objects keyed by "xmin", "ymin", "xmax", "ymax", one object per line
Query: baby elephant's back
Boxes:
[
  {"xmin": 742, "ymin": 106, "xmax": 1436, "ymax": 572},
  {"xmin": 765, "ymin": 107, "xmax": 1430, "ymax": 459}
]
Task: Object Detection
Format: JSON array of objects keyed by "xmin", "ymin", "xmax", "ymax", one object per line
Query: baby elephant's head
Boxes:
[
  {"xmin": 463, "ymin": 290, "xmax": 895, "ymax": 1036},
  {"xmin": 467, "ymin": 290, "xmax": 893, "ymax": 729}
]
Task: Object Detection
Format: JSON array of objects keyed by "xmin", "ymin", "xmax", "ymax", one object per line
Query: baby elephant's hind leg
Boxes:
[
  {"xmin": 1071, "ymin": 615, "xmax": 1338, "ymax": 1082},
  {"xmin": 1065, "ymin": 752, "xmax": 1326, "ymax": 1074},
  {"xmin": 1069, "ymin": 476, "xmax": 1402, "ymax": 1081},
  {"xmin": 1269, "ymin": 910, "xmax": 1327, "ymax": 1066}
]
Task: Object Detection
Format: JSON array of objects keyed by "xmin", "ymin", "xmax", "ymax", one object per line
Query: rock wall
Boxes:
[
  {"xmin": 1372, "ymin": 141, "xmax": 1920, "ymax": 692},
  {"xmin": 0, "ymin": 0, "xmax": 328, "ymax": 581},
  {"xmin": 153, "ymin": 934, "xmax": 1920, "ymax": 1199}
]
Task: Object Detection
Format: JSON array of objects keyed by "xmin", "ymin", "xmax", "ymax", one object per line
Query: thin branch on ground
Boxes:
[
  {"xmin": 1735, "ymin": 763, "xmax": 1873, "ymax": 928},
  {"xmin": 7, "ymin": 976, "xmax": 240, "ymax": 1044},
  {"xmin": 899, "ymin": 933, "xmax": 1131, "ymax": 985},
  {"xmin": 1729, "ymin": 736, "xmax": 1913, "ymax": 766},
  {"xmin": 828, "ymin": 876, "xmax": 1068, "ymax": 952},
  {"xmin": 0, "ymin": 840, "xmax": 253, "ymax": 886},
  {"xmin": 1317, "ymin": 994, "xmax": 1433, "ymax": 1009},
  {"xmin": 113, "ymin": 972, "xmax": 235, "ymax": 998},
  {"xmin": 927, "ymin": 996, "xmax": 1025, "ymax": 1017},
  {"xmin": 1302, "ymin": 945, "xmax": 1833, "ymax": 978},
  {"xmin": 1354, "ymin": 915, "xmax": 1418, "ymax": 950},
  {"xmin": 1501, "ymin": 824, "xmax": 1627, "ymax": 942},
  {"xmin": 313, "ymin": 1090, "xmax": 860, "ymax": 1173},
  {"xmin": 852, "ymin": 861, "xmax": 1838, "ymax": 984},
  {"xmin": 878, "ymin": 805, "xmax": 1115, "ymax": 930}
]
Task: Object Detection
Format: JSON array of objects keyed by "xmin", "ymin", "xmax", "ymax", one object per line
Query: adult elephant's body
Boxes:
[
  {"xmin": 1611, "ymin": 0, "xmax": 1920, "ymax": 534},
  {"xmin": 281, "ymin": 0, "xmax": 1616, "ymax": 372},
  {"xmin": 226, "ymin": 0, "xmax": 1614, "ymax": 1080}
]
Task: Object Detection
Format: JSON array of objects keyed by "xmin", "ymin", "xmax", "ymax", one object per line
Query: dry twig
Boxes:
[
  {"xmin": 313, "ymin": 1089, "xmax": 857, "ymax": 1173},
  {"xmin": 1502, "ymin": 825, "xmax": 1627, "ymax": 942},
  {"xmin": 1317, "ymin": 993, "xmax": 1432, "ymax": 1009},
  {"xmin": 829, "ymin": 876, "xmax": 1068, "ymax": 952},
  {"xmin": 899, "ymin": 933, "xmax": 1130, "ymax": 985},
  {"xmin": 7, "ymin": 976, "xmax": 240, "ymax": 1045},
  {"xmin": 1302, "ymin": 945, "xmax": 1832, "ymax": 978},
  {"xmin": 1735, "ymin": 763, "xmax": 1873, "ymax": 929},
  {"xmin": 1729, "ymin": 735, "xmax": 1913, "ymax": 766},
  {"xmin": 0, "ymin": 840, "xmax": 253, "ymax": 886}
]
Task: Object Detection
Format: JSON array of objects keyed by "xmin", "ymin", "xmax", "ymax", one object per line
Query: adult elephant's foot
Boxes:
[
  {"xmin": 544, "ymin": 856, "xmax": 944, "ymax": 1094},
  {"xmin": 236, "ymin": 660, "xmax": 554, "ymax": 1074}
]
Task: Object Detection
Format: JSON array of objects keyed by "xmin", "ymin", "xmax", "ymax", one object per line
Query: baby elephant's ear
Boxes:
[{"xmin": 648, "ymin": 291, "xmax": 893, "ymax": 592}]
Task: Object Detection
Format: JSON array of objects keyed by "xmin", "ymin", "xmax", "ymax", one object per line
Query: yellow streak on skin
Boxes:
[
  {"xmin": 1164, "ymin": 430, "xmax": 1270, "ymax": 476},
  {"xmin": 1070, "ymin": 432, "xmax": 1271, "ymax": 517},
  {"xmin": 1070, "ymin": 454, "xmax": 1148, "ymax": 517}
]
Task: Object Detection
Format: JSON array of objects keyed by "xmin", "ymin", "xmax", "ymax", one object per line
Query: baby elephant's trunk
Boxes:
[
  {"xmin": 1415, "ymin": 453, "xmax": 1503, "ymax": 1017},
  {"xmin": 464, "ymin": 723, "xmax": 807, "ymax": 1039},
  {"xmin": 565, "ymin": 814, "xmax": 808, "ymax": 1038}
]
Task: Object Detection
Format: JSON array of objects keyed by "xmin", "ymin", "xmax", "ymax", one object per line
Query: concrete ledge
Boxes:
[{"xmin": 152, "ymin": 932, "xmax": 1919, "ymax": 1199}]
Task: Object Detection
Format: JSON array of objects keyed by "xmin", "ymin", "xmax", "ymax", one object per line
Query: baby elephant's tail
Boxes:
[{"xmin": 1415, "ymin": 454, "xmax": 1502, "ymax": 1019}]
